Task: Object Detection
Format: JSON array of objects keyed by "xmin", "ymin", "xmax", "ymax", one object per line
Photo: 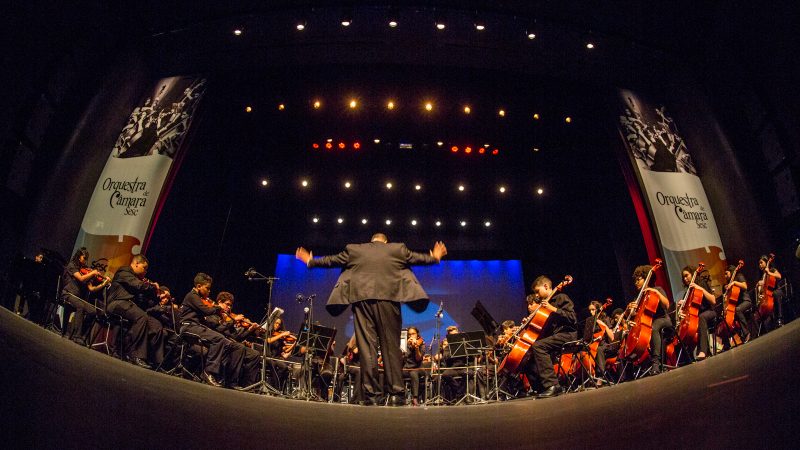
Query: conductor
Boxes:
[{"xmin": 296, "ymin": 233, "xmax": 447, "ymax": 406}]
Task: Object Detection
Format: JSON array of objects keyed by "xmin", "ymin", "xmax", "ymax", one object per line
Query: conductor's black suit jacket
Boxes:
[{"xmin": 308, "ymin": 242, "xmax": 438, "ymax": 316}]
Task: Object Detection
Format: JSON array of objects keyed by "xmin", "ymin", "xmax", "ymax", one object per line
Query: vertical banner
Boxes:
[
  {"xmin": 74, "ymin": 76, "xmax": 207, "ymax": 272},
  {"xmin": 617, "ymin": 89, "xmax": 726, "ymax": 296}
]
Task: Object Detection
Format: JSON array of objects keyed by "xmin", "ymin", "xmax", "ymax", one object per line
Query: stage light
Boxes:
[
  {"xmin": 460, "ymin": 220, "xmax": 467, "ymax": 227},
  {"xmin": 425, "ymin": 102, "xmax": 433, "ymax": 111},
  {"xmin": 565, "ymin": 116, "xmax": 572, "ymax": 123},
  {"xmin": 337, "ymin": 217, "xmax": 344, "ymax": 224},
  {"xmin": 537, "ymin": 188, "xmax": 544, "ymax": 195},
  {"xmin": 278, "ymin": 104, "xmax": 285, "ymax": 110},
  {"xmin": 312, "ymin": 217, "xmax": 319, "ymax": 223},
  {"xmin": 464, "ymin": 147, "xmax": 473, "ymax": 154},
  {"xmin": 389, "ymin": 20, "xmax": 398, "ymax": 28},
  {"xmin": 341, "ymin": 20, "xmax": 351, "ymax": 27},
  {"xmin": 301, "ymin": 179, "xmax": 309, "ymax": 187},
  {"xmin": 312, "ymin": 143, "xmax": 319, "ymax": 149},
  {"xmin": 527, "ymin": 32, "xmax": 537, "ymax": 40},
  {"xmin": 451, "ymin": 146, "xmax": 458, "ymax": 153},
  {"xmin": 458, "ymin": 185, "xmax": 465, "ymax": 192},
  {"xmin": 484, "ymin": 221, "xmax": 491, "ymax": 227},
  {"xmin": 411, "ymin": 219, "xmax": 418, "ymax": 226},
  {"xmin": 387, "ymin": 101, "xmax": 395, "ymax": 110},
  {"xmin": 326, "ymin": 138, "xmax": 333, "ymax": 142},
  {"xmin": 478, "ymin": 148, "xmax": 485, "ymax": 154},
  {"xmin": 325, "ymin": 142, "xmax": 333, "ymax": 149},
  {"xmin": 436, "ymin": 141, "xmax": 444, "ymax": 147},
  {"xmin": 245, "ymin": 106, "xmax": 252, "ymax": 113},
  {"xmin": 353, "ymin": 142, "xmax": 361, "ymax": 149},
  {"xmin": 414, "ymin": 184, "xmax": 422, "ymax": 191},
  {"xmin": 361, "ymin": 218, "xmax": 368, "ymax": 225},
  {"xmin": 586, "ymin": 42, "xmax": 595, "ymax": 49},
  {"xmin": 313, "ymin": 100, "xmax": 321, "ymax": 109},
  {"xmin": 374, "ymin": 139, "xmax": 381, "ymax": 144},
  {"xmin": 492, "ymin": 149, "xmax": 499, "ymax": 155},
  {"xmin": 498, "ymin": 109, "xmax": 506, "ymax": 117},
  {"xmin": 385, "ymin": 182, "xmax": 393, "ymax": 190},
  {"xmin": 499, "ymin": 186, "xmax": 506, "ymax": 193},
  {"xmin": 385, "ymin": 219, "xmax": 392, "ymax": 226},
  {"xmin": 344, "ymin": 181, "xmax": 352, "ymax": 189},
  {"xmin": 296, "ymin": 22, "xmax": 306, "ymax": 31},
  {"xmin": 338, "ymin": 142, "xmax": 346, "ymax": 149},
  {"xmin": 233, "ymin": 29, "xmax": 242, "ymax": 36},
  {"xmin": 435, "ymin": 221, "xmax": 442, "ymax": 227},
  {"xmin": 533, "ymin": 147, "xmax": 540, "ymax": 152},
  {"xmin": 436, "ymin": 22, "xmax": 446, "ymax": 30},
  {"xmin": 475, "ymin": 23, "xmax": 485, "ymax": 31},
  {"xmin": 464, "ymin": 106, "xmax": 471, "ymax": 114},
  {"xmin": 533, "ymin": 113, "xmax": 540, "ymax": 120},
  {"xmin": 349, "ymin": 99, "xmax": 357, "ymax": 109},
  {"xmin": 261, "ymin": 179, "xmax": 268, "ymax": 187}
]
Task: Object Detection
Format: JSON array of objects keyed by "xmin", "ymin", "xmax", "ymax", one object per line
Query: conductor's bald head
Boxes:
[{"xmin": 371, "ymin": 233, "xmax": 388, "ymax": 243}]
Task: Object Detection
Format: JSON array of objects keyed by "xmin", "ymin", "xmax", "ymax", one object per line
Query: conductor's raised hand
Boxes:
[
  {"xmin": 295, "ymin": 247, "xmax": 312, "ymax": 265},
  {"xmin": 431, "ymin": 241, "xmax": 448, "ymax": 262}
]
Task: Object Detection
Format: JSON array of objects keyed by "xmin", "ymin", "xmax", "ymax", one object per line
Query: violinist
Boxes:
[
  {"xmin": 178, "ymin": 273, "xmax": 245, "ymax": 388},
  {"xmin": 59, "ymin": 247, "xmax": 109, "ymax": 345},
  {"xmin": 678, "ymin": 265, "xmax": 716, "ymax": 360},
  {"xmin": 629, "ymin": 265, "xmax": 671, "ymax": 375},
  {"xmin": 106, "ymin": 254, "xmax": 166, "ymax": 369},
  {"xmin": 584, "ymin": 301, "xmax": 614, "ymax": 386},
  {"xmin": 403, "ymin": 326, "xmax": 425, "ymax": 406},
  {"xmin": 146, "ymin": 285, "xmax": 179, "ymax": 332},
  {"xmin": 757, "ymin": 255, "xmax": 784, "ymax": 329},
  {"xmin": 520, "ymin": 276, "xmax": 577, "ymax": 398},
  {"xmin": 436, "ymin": 325, "xmax": 469, "ymax": 402},
  {"xmin": 266, "ymin": 317, "xmax": 300, "ymax": 390},
  {"xmin": 210, "ymin": 291, "xmax": 261, "ymax": 389}
]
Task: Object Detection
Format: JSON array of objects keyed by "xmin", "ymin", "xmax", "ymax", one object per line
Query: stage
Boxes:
[{"xmin": 2, "ymin": 306, "xmax": 797, "ymax": 448}]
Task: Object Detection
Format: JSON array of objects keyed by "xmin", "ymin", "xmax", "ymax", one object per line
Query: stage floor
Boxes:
[{"xmin": 2, "ymin": 307, "xmax": 798, "ymax": 449}]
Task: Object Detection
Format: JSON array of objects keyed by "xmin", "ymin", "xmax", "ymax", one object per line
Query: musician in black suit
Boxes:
[
  {"xmin": 521, "ymin": 276, "xmax": 577, "ymax": 398},
  {"xmin": 296, "ymin": 233, "xmax": 447, "ymax": 406}
]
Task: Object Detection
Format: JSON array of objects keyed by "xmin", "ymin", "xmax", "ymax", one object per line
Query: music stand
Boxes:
[
  {"xmin": 245, "ymin": 306, "xmax": 285, "ymax": 395},
  {"xmin": 291, "ymin": 323, "xmax": 336, "ymax": 401},
  {"xmin": 448, "ymin": 331, "xmax": 489, "ymax": 405},
  {"xmin": 471, "ymin": 301, "xmax": 501, "ymax": 337}
]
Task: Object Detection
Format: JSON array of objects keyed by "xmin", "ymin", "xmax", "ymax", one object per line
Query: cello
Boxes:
[
  {"xmin": 666, "ymin": 263, "xmax": 705, "ymax": 365},
  {"xmin": 722, "ymin": 260, "xmax": 745, "ymax": 329},
  {"xmin": 619, "ymin": 259, "xmax": 663, "ymax": 366},
  {"xmin": 499, "ymin": 275, "xmax": 573, "ymax": 374},
  {"xmin": 757, "ymin": 253, "xmax": 777, "ymax": 318}
]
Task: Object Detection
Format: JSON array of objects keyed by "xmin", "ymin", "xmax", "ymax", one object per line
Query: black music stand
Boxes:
[
  {"xmin": 291, "ymin": 323, "xmax": 336, "ymax": 401},
  {"xmin": 448, "ymin": 331, "xmax": 489, "ymax": 405},
  {"xmin": 471, "ymin": 301, "xmax": 501, "ymax": 337}
]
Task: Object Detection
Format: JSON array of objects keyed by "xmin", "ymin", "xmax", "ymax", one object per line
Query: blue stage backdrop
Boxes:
[{"xmin": 270, "ymin": 254, "xmax": 525, "ymax": 353}]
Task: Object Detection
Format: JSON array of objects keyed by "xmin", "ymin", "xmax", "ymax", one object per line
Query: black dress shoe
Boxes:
[
  {"xmin": 387, "ymin": 394, "xmax": 406, "ymax": 407},
  {"xmin": 131, "ymin": 357, "xmax": 152, "ymax": 370},
  {"xmin": 357, "ymin": 399, "xmax": 375, "ymax": 406},
  {"xmin": 203, "ymin": 372, "xmax": 223, "ymax": 387},
  {"xmin": 536, "ymin": 385, "xmax": 563, "ymax": 399}
]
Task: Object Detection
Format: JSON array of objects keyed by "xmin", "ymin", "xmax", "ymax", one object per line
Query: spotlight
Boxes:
[
  {"xmin": 460, "ymin": 220, "xmax": 467, "ymax": 227},
  {"xmin": 361, "ymin": 218, "xmax": 368, "ymax": 225},
  {"xmin": 278, "ymin": 104, "xmax": 285, "ymax": 110},
  {"xmin": 484, "ymin": 221, "xmax": 491, "ymax": 227},
  {"xmin": 451, "ymin": 146, "xmax": 458, "ymax": 153},
  {"xmin": 414, "ymin": 184, "xmax": 422, "ymax": 191},
  {"xmin": 325, "ymin": 142, "xmax": 333, "ymax": 150},
  {"xmin": 374, "ymin": 139, "xmax": 381, "ymax": 144},
  {"xmin": 425, "ymin": 102, "xmax": 433, "ymax": 111},
  {"xmin": 537, "ymin": 188, "xmax": 544, "ymax": 195},
  {"xmin": 492, "ymin": 149, "xmax": 499, "ymax": 155},
  {"xmin": 312, "ymin": 217, "xmax": 319, "ymax": 223},
  {"xmin": 499, "ymin": 186, "xmax": 506, "ymax": 193},
  {"xmin": 260, "ymin": 179, "xmax": 268, "ymax": 187},
  {"xmin": 385, "ymin": 219, "xmax": 392, "ymax": 226},
  {"xmin": 586, "ymin": 42, "xmax": 595, "ymax": 49},
  {"xmin": 464, "ymin": 147, "xmax": 473, "ymax": 154},
  {"xmin": 312, "ymin": 143, "xmax": 319, "ymax": 149},
  {"xmin": 475, "ymin": 23, "xmax": 485, "ymax": 31},
  {"xmin": 389, "ymin": 20, "xmax": 398, "ymax": 28},
  {"xmin": 533, "ymin": 113, "xmax": 540, "ymax": 120},
  {"xmin": 458, "ymin": 185, "xmax": 465, "ymax": 192},
  {"xmin": 411, "ymin": 219, "xmax": 418, "ymax": 226},
  {"xmin": 478, "ymin": 148, "xmax": 485, "ymax": 154},
  {"xmin": 341, "ymin": 20, "xmax": 351, "ymax": 27},
  {"xmin": 533, "ymin": 147, "xmax": 540, "ymax": 152},
  {"xmin": 344, "ymin": 181, "xmax": 352, "ymax": 189},
  {"xmin": 349, "ymin": 99, "xmax": 357, "ymax": 109},
  {"xmin": 245, "ymin": 106, "xmax": 252, "ymax": 113},
  {"xmin": 385, "ymin": 182, "xmax": 393, "ymax": 190},
  {"xmin": 436, "ymin": 141, "xmax": 444, "ymax": 147},
  {"xmin": 233, "ymin": 29, "xmax": 242, "ymax": 36},
  {"xmin": 313, "ymin": 100, "xmax": 321, "ymax": 109},
  {"xmin": 464, "ymin": 106, "xmax": 471, "ymax": 114},
  {"xmin": 337, "ymin": 217, "xmax": 344, "ymax": 224},
  {"xmin": 387, "ymin": 100, "xmax": 395, "ymax": 110},
  {"xmin": 353, "ymin": 142, "xmax": 361, "ymax": 149},
  {"xmin": 498, "ymin": 109, "xmax": 506, "ymax": 117},
  {"xmin": 301, "ymin": 179, "xmax": 309, "ymax": 187},
  {"xmin": 296, "ymin": 22, "xmax": 306, "ymax": 31},
  {"xmin": 436, "ymin": 22, "xmax": 446, "ymax": 30},
  {"xmin": 338, "ymin": 142, "xmax": 346, "ymax": 149},
  {"xmin": 565, "ymin": 116, "xmax": 572, "ymax": 123},
  {"xmin": 527, "ymin": 32, "xmax": 536, "ymax": 40},
  {"xmin": 435, "ymin": 221, "xmax": 442, "ymax": 227}
]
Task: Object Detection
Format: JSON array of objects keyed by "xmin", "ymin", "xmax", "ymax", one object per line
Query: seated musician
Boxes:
[
  {"xmin": 59, "ymin": 247, "xmax": 110, "ymax": 345},
  {"xmin": 678, "ymin": 266, "xmax": 716, "ymax": 360},
  {"xmin": 595, "ymin": 308, "xmax": 626, "ymax": 382},
  {"xmin": 340, "ymin": 334, "xmax": 363, "ymax": 403},
  {"xmin": 146, "ymin": 285, "xmax": 179, "ymax": 331},
  {"xmin": 629, "ymin": 265, "xmax": 671, "ymax": 375},
  {"xmin": 584, "ymin": 301, "xmax": 614, "ymax": 386},
  {"xmin": 520, "ymin": 276, "xmax": 577, "ymax": 398},
  {"xmin": 178, "ymin": 273, "xmax": 245, "ymax": 388},
  {"xmin": 436, "ymin": 325, "xmax": 470, "ymax": 402},
  {"xmin": 722, "ymin": 264, "xmax": 752, "ymax": 342},
  {"xmin": 477, "ymin": 320, "xmax": 517, "ymax": 398},
  {"xmin": 106, "ymin": 254, "xmax": 166, "ymax": 369},
  {"xmin": 757, "ymin": 255, "xmax": 784, "ymax": 329},
  {"xmin": 403, "ymin": 326, "xmax": 425, "ymax": 406},
  {"xmin": 209, "ymin": 291, "xmax": 261, "ymax": 390},
  {"xmin": 266, "ymin": 317, "xmax": 300, "ymax": 390}
]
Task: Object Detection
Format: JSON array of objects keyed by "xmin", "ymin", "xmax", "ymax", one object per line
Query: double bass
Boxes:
[
  {"xmin": 619, "ymin": 259, "xmax": 663, "ymax": 366},
  {"xmin": 499, "ymin": 275, "xmax": 573, "ymax": 374},
  {"xmin": 666, "ymin": 263, "xmax": 705, "ymax": 365},
  {"xmin": 757, "ymin": 253, "xmax": 777, "ymax": 317}
]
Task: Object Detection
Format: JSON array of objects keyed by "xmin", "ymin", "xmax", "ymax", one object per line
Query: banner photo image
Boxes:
[
  {"xmin": 74, "ymin": 76, "xmax": 207, "ymax": 273},
  {"xmin": 617, "ymin": 89, "xmax": 727, "ymax": 297}
]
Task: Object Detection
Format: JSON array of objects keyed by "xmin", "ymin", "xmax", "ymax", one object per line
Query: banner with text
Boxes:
[
  {"xmin": 74, "ymin": 76, "xmax": 207, "ymax": 272},
  {"xmin": 617, "ymin": 89, "xmax": 726, "ymax": 297}
]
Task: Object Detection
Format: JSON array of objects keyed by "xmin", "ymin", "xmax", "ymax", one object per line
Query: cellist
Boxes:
[
  {"xmin": 584, "ymin": 301, "xmax": 614, "ymax": 387},
  {"xmin": 629, "ymin": 265, "xmax": 671, "ymax": 374},
  {"xmin": 520, "ymin": 276, "xmax": 577, "ymax": 398},
  {"xmin": 756, "ymin": 255, "xmax": 784, "ymax": 329},
  {"xmin": 678, "ymin": 265, "xmax": 716, "ymax": 360},
  {"xmin": 721, "ymin": 263, "xmax": 752, "ymax": 342}
]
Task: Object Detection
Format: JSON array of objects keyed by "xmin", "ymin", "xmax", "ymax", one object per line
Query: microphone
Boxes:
[
  {"xmin": 244, "ymin": 267, "xmax": 255, "ymax": 277},
  {"xmin": 436, "ymin": 301, "xmax": 443, "ymax": 318},
  {"xmin": 308, "ymin": 294, "xmax": 317, "ymax": 299},
  {"xmin": 303, "ymin": 306, "xmax": 310, "ymax": 315},
  {"xmin": 296, "ymin": 293, "xmax": 305, "ymax": 303}
]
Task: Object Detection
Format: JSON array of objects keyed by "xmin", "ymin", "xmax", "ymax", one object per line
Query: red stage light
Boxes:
[
  {"xmin": 312, "ymin": 143, "xmax": 320, "ymax": 149},
  {"xmin": 325, "ymin": 142, "xmax": 333, "ymax": 149},
  {"xmin": 338, "ymin": 142, "xmax": 346, "ymax": 149},
  {"xmin": 479, "ymin": 148, "xmax": 485, "ymax": 154},
  {"xmin": 451, "ymin": 146, "xmax": 459, "ymax": 153},
  {"xmin": 492, "ymin": 149, "xmax": 499, "ymax": 155},
  {"xmin": 353, "ymin": 142, "xmax": 361, "ymax": 149},
  {"xmin": 465, "ymin": 147, "xmax": 473, "ymax": 154}
]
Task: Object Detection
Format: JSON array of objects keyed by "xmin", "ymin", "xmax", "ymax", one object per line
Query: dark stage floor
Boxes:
[{"xmin": 1, "ymin": 306, "xmax": 798, "ymax": 449}]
